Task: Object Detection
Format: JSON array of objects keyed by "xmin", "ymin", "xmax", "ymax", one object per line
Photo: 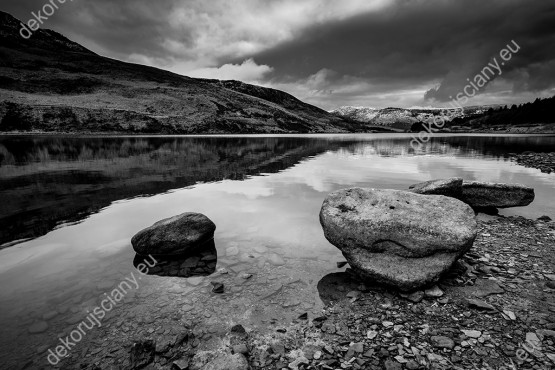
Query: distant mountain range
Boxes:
[
  {"xmin": 330, "ymin": 106, "xmax": 497, "ymax": 130},
  {"xmin": 331, "ymin": 99, "xmax": 555, "ymax": 133},
  {"xmin": 0, "ymin": 11, "xmax": 380, "ymax": 134}
]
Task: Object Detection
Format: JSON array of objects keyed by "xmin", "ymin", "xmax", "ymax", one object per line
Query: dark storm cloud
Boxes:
[
  {"xmin": 250, "ymin": 0, "xmax": 555, "ymax": 104},
  {"xmin": 1, "ymin": 0, "xmax": 190, "ymax": 62}
]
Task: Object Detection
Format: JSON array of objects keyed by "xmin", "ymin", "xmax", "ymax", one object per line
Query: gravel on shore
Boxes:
[
  {"xmin": 510, "ymin": 152, "xmax": 555, "ymax": 174},
  {"xmin": 242, "ymin": 215, "xmax": 555, "ymax": 370}
]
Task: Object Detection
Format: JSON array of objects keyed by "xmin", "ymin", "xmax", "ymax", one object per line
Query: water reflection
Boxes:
[
  {"xmin": 132, "ymin": 240, "xmax": 217, "ymax": 278},
  {"xmin": 0, "ymin": 136, "xmax": 359, "ymax": 245},
  {"xmin": 1, "ymin": 134, "xmax": 554, "ymax": 247}
]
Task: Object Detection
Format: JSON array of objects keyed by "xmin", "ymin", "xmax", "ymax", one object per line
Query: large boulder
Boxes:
[
  {"xmin": 319, "ymin": 188, "xmax": 477, "ymax": 291},
  {"xmin": 461, "ymin": 181, "xmax": 534, "ymax": 208},
  {"xmin": 409, "ymin": 177, "xmax": 463, "ymax": 198},
  {"xmin": 132, "ymin": 212, "xmax": 216, "ymax": 256}
]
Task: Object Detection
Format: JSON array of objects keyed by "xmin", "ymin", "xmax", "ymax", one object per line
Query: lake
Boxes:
[{"xmin": 0, "ymin": 133, "xmax": 554, "ymax": 368}]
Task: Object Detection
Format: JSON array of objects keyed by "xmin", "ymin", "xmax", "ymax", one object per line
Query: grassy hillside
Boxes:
[{"xmin": 0, "ymin": 11, "xmax": 369, "ymax": 134}]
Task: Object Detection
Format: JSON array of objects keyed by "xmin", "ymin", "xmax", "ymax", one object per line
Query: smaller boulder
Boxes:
[
  {"xmin": 132, "ymin": 212, "xmax": 216, "ymax": 256},
  {"xmin": 409, "ymin": 177, "xmax": 463, "ymax": 198},
  {"xmin": 461, "ymin": 181, "xmax": 534, "ymax": 208},
  {"xmin": 408, "ymin": 178, "xmax": 535, "ymax": 209}
]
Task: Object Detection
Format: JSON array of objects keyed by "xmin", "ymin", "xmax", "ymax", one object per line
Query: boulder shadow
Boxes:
[
  {"xmin": 317, "ymin": 260, "xmax": 469, "ymax": 303},
  {"xmin": 473, "ymin": 206, "xmax": 499, "ymax": 215},
  {"xmin": 133, "ymin": 239, "xmax": 217, "ymax": 278},
  {"xmin": 316, "ymin": 271, "xmax": 363, "ymax": 305}
]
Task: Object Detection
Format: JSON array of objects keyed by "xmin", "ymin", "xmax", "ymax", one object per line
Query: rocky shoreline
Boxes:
[
  {"xmin": 222, "ymin": 215, "xmax": 555, "ymax": 370},
  {"xmin": 509, "ymin": 152, "xmax": 555, "ymax": 174},
  {"xmin": 259, "ymin": 215, "xmax": 555, "ymax": 370},
  {"xmin": 44, "ymin": 214, "xmax": 554, "ymax": 370}
]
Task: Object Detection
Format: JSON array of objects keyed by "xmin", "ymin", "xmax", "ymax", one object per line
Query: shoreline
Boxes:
[
  {"xmin": 1, "ymin": 131, "xmax": 555, "ymax": 137},
  {"xmin": 509, "ymin": 152, "xmax": 555, "ymax": 174}
]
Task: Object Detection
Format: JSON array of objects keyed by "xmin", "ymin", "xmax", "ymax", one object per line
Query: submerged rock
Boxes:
[
  {"xmin": 211, "ymin": 282, "xmax": 225, "ymax": 294},
  {"xmin": 132, "ymin": 239, "xmax": 217, "ymax": 278},
  {"xmin": 131, "ymin": 212, "xmax": 216, "ymax": 256},
  {"xmin": 28, "ymin": 321, "xmax": 48, "ymax": 334},
  {"xmin": 461, "ymin": 181, "xmax": 535, "ymax": 208},
  {"xmin": 319, "ymin": 188, "xmax": 477, "ymax": 291},
  {"xmin": 409, "ymin": 177, "xmax": 463, "ymax": 198}
]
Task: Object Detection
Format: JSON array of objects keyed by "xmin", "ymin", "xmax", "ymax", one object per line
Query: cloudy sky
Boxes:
[{"xmin": 3, "ymin": 0, "xmax": 555, "ymax": 109}]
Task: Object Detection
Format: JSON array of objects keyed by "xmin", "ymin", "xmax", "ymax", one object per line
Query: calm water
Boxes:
[{"xmin": 1, "ymin": 134, "xmax": 554, "ymax": 368}]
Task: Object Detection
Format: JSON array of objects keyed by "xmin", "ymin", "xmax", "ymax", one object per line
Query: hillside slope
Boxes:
[
  {"xmin": 0, "ymin": 11, "xmax": 367, "ymax": 134},
  {"xmin": 446, "ymin": 96, "xmax": 555, "ymax": 133}
]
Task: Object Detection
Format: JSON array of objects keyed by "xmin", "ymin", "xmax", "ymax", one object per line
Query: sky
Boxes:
[{"xmin": 3, "ymin": 0, "xmax": 555, "ymax": 109}]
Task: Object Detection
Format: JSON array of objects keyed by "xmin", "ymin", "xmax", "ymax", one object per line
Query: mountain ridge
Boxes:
[
  {"xmin": 329, "ymin": 105, "xmax": 495, "ymax": 130},
  {"xmin": 0, "ymin": 11, "xmax": 385, "ymax": 134}
]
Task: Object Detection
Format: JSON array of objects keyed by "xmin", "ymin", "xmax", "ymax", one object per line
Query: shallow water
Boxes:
[{"xmin": 0, "ymin": 133, "xmax": 554, "ymax": 368}]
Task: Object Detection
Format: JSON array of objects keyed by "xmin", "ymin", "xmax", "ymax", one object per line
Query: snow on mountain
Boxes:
[{"xmin": 330, "ymin": 106, "xmax": 467, "ymax": 129}]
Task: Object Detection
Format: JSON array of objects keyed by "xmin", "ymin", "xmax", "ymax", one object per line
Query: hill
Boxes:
[
  {"xmin": 445, "ymin": 96, "xmax": 555, "ymax": 133},
  {"xmin": 0, "ymin": 11, "xmax": 370, "ymax": 134}
]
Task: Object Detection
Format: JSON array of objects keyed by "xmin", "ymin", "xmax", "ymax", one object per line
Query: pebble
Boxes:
[
  {"xmin": 502, "ymin": 310, "xmax": 516, "ymax": 320},
  {"xmin": 462, "ymin": 330, "xmax": 482, "ymax": 338},
  {"xmin": 431, "ymin": 336, "xmax": 455, "ymax": 349},
  {"xmin": 265, "ymin": 253, "xmax": 285, "ymax": 266},
  {"xmin": 322, "ymin": 323, "xmax": 336, "ymax": 334},
  {"xmin": 467, "ymin": 298, "xmax": 496, "ymax": 311},
  {"xmin": 28, "ymin": 321, "xmax": 48, "ymax": 334},
  {"xmin": 211, "ymin": 282, "xmax": 224, "ymax": 294},
  {"xmin": 233, "ymin": 344, "xmax": 248, "ymax": 355},
  {"xmin": 367, "ymin": 330, "xmax": 378, "ymax": 339},
  {"xmin": 424, "ymin": 286, "xmax": 444, "ymax": 298},
  {"xmin": 172, "ymin": 358, "xmax": 189, "ymax": 370},
  {"xmin": 351, "ymin": 342, "xmax": 364, "ymax": 353},
  {"xmin": 288, "ymin": 356, "xmax": 309, "ymax": 370},
  {"xmin": 406, "ymin": 359, "xmax": 419, "ymax": 369},
  {"xmin": 406, "ymin": 291, "xmax": 424, "ymax": 303},
  {"xmin": 384, "ymin": 359, "xmax": 402, "ymax": 370}
]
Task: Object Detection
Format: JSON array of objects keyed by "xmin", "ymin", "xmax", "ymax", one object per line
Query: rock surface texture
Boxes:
[
  {"xmin": 408, "ymin": 177, "xmax": 463, "ymax": 198},
  {"xmin": 320, "ymin": 188, "xmax": 477, "ymax": 291},
  {"xmin": 131, "ymin": 212, "xmax": 216, "ymax": 256}
]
